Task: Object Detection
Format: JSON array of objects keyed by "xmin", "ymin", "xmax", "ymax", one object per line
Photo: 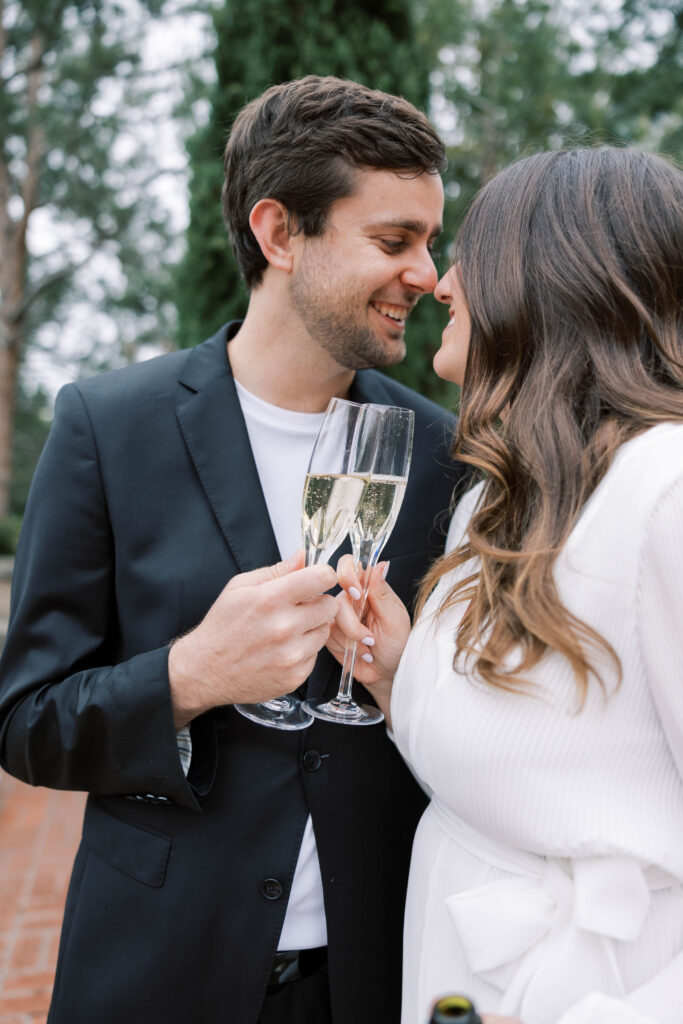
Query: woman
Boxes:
[{"xmin": 331, "ymin": 147, "xmax": 683, "ymax": 1024}]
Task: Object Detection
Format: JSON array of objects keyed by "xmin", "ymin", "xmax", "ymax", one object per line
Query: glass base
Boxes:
[
  {"xmin": 235, "ymin": 697, "xmax": 313, "ymax": 731},
  {"xmin": 302, "ymin": 697, "xmax": 384, "ymax": 726}
]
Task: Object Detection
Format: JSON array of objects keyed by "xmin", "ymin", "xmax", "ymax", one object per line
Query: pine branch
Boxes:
[
  {"xmin": 0, "ymin": 52, "xmax": 46, "ymax": 90},
  {"xmin": 5, "ymin": 259, "xmax": 88, "ymax": 326}
]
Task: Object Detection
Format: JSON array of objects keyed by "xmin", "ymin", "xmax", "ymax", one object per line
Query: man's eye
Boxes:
[{"xmin": 380, "ymin": 239, "xmax": 406, "ymax": 252}]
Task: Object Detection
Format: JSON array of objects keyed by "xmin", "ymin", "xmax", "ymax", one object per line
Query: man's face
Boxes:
[{"xmin": 288, "ymin": 168, "xmax": 444, "ymax": 370}]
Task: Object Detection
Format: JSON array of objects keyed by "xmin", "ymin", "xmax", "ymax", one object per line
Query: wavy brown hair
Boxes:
[{"xmin": 419, "ymin": 147, "xmax": 683, "ymax": 703}]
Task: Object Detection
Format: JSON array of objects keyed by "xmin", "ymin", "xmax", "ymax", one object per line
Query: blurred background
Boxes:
[{"xmin": 0, "ymin": 0, "xmax": 681, "ymax": 548}]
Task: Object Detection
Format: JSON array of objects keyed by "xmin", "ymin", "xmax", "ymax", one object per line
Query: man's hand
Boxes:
[{"xmin": 168, "ymin": 552, "xmax": 337, "ymax": 728}]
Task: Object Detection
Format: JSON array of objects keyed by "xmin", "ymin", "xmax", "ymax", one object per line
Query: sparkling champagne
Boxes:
[
  {"xmin": 350, "ymin": 474, "xmax": 407, "ymax": 554},
  {"xmin": 302, "ymin": 404, "xmax": 414, "ymax": 727},
  {"xmin": 301, "ymin": 473, "xmax": 367, "ymax": 562}
]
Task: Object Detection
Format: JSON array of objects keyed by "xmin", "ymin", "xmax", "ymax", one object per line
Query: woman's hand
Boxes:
[{"xmin": 327, "ymin": 555, "xmax": 411, "ymax": 726}]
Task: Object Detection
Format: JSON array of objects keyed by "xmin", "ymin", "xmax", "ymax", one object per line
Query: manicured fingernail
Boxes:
[
  {"xmin": 362, "ymin": 636, "xmax": 375, "ymax": 646},
  {"xmin": 349, "ymin": 586, "xmax": 362, "ymax": 601},
  {"xmin": 361, "ymin": 653, "xmax": 374, "ymax": 663},
  {"xmin": 381, "ymin": 562, "xmax": 390, "ymax": 580}
]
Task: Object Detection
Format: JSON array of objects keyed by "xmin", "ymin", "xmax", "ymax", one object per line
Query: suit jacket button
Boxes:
[
  {"xmin": 261, "ymin": 878, "xmax": 284, "ymax": 901},
  {"xmin": 303, "ymin": 749, "xmax": 322, "ymax": 772}
]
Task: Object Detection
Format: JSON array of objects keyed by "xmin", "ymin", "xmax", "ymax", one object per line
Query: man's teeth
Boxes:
[{"xmin": 373, "ymin": 302, "xmax": 406, "ymax": 322}]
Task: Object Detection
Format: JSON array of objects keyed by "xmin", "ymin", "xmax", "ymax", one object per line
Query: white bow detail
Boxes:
[{"xmin": 445, "ymin": 856, "xmax": 651, "ymax": 1024}]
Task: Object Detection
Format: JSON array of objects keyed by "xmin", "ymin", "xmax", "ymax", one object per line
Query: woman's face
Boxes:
[{"xmin": 433, "ymin": 265, "xmax": 471, "ymax": 387}]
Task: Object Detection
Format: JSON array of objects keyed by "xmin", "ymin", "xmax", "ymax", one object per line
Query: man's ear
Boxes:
[{"xmin": 248, "ymin": 199, "xmax": 296, "ymax": 273}]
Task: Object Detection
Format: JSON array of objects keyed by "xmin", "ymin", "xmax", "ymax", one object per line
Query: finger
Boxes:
[
  {"xmin": 227, "ymin": 550, "xmax": 305, "ymax": 591},
  {"xmin": 365, "ymin": 560, "xmax": 391, "ymax": 598},
  {"xmin": 335, "ymin": 553, "xmax": 364, "ymax": 602},
  {"xmin": 325, "ymin": 629, "xmax": 347, "ymax": 663},
  {"xmin": 325, "ymin": 630, "xmax": 376, "ymax": 676},
  {"xmin": 363, "ymin": 562, "xmax": 403, "ymax": 621},
  {"xmin": 333, "ymin": 591, "xmax": 374, "ymax": 644},
  {"xmin": 326, "ymin": 619, "xmax": 374, "ymax": 663},
  {"xmin": 301, "ymin": 619, "xmax": 334, "ymax": 655},
  {"xmin": 294, "ymin": 592, "xmax": 337, "ymax": 631},
  {"xmin": 270, "ymin": 562, "xmax": 337, "ymax": 603},
  {"xmin": 281, "ymin": 621, "xmax": 333, "ymax": 690}
]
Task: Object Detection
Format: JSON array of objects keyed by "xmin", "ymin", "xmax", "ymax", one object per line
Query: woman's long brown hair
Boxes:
[{"xmin": 419, "ymin": 147, "xmax": 683, "ymax": 704}]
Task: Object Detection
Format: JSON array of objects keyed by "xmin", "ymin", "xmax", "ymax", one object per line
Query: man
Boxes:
[{"xmin": 0, "ymin": 77, "xmax": 467, "ymax": 1023}]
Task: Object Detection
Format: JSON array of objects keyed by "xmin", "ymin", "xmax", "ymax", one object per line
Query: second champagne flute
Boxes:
[
  {"xmin": 304, "ymin": 405, "xmax": 414, "ymax": 726},
  {"xmin": 234, "ymin": 398, "xmax": 378, "ymax": 730}
]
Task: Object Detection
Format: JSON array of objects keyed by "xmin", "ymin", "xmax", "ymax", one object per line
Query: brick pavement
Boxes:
[{"xmin": 0, "ymin": 772, "xmax": 85, "ymax": 1024}]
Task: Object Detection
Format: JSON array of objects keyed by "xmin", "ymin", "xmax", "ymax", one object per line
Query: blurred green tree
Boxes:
[
  {"xmin": 578, "ymin": 0, "xmax": 682, "ymax": 157},
  {"xmin": 175, "ymin": 0, "xmax": 459, "ymax": 405},
  {"xmin": 0, "ymin": 0, "xmax": 176, "ymax": 516},
  {"xmin": 418, "ymin": 0, "xmax": 681, "ymax": 412},
  {"xmin": 9, "ymin": 383, "xmax": 50, "ymax": 516},
  {"xmin": 427, "ymin": 0, "xmax": 682, "ymax": 230}
]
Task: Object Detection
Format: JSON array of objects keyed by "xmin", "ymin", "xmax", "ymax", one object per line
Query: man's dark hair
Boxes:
[{"xmin": 222, "ymin": 75, "xmax": 447, "ymax": 290}]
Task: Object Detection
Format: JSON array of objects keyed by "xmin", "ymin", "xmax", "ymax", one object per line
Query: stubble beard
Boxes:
[{"xmin": 289, "ymin": 255, "xmax": 407, "ymax": 371}]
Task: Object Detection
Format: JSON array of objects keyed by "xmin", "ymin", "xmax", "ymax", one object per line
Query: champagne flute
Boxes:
[
  {"xmin": 303, "ymin": 405, "xmax": 414, "ymax": 726},
  {"xmin": 235, "ymin": 398, "xmax": 378, "ymax": 730}
]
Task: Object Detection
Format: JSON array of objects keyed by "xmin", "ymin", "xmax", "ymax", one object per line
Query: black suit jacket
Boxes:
[{"xmin": 0, "ymin": 323, "xmax": 467, "ymax": 1024}]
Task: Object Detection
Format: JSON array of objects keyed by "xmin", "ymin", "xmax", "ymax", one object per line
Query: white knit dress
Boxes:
[{"xmin": 392, "ymin": 423, "xmax": 683, "ymax": 1024}]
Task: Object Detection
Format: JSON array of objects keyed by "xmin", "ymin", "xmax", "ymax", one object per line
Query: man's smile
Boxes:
[{"xmin": 369, "ymin": 299, "xmax": 413, "ymax": 327}]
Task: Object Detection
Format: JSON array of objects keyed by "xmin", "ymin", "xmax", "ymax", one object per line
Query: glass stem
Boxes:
[
  {"xmin": 337, "ymin": 641, "xmax": 359, "ymax": 705},
  {"xmin": 335, "ymin": 546, "xmax": 380, "ymax": 705}
]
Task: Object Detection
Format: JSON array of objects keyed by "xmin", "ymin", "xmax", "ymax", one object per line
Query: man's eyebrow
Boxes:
[{"xmin": 366, "ymin": 218, "xmax": 443, "ymax": 237}]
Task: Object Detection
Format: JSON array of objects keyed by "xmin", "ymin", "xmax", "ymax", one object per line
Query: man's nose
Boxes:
[
  {"xmin": 433, "ymin": 270, "xmax": 452, "ymax": 305},
  {"xmin": 400, "ymin": 248, "xmax": 439, "ymax": 294}
]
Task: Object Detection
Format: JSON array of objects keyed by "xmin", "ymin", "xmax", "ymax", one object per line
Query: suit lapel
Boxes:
[
  {"xmin": 349, "ymin": 368, "xmax": 398, "ymax": 406},
  {"xmin": 175, "ymin": 325, "xmax": 280, "ymax": 574}
]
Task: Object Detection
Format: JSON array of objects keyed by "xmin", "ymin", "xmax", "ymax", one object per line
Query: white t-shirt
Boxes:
[
  {"xmin": 235, "ymin": 380, "xmax": 327, "ymax": 951},
  {"xmin": 177, "ymin": 380, "xmax": 328, "ymax": 952}
]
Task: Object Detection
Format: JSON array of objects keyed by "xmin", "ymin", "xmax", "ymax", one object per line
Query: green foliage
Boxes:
[
  {"xmin": 175, "ymin": 126, "xmax": 239, "ymax": 346},
  {"xmin": 9, "ymin": 386, "xmax": 51, "ymax": 516},
  {"xmin": 0, "ymin": 516, "xmax": 22, "ymax": 554},
  {"xmin": 1, "ymin": 0, "xmax": 186, "ymax": 515},
  {"xmin": 1, "ymin": 0, "xmax": 179, "ymax": 365},
  {"xmin": 427, "ymin": 0, "xmax": 682, "ymax": 217},
  {"xmin": 585, "ymin": 0, "xmax": 683, "ymax": 157}
]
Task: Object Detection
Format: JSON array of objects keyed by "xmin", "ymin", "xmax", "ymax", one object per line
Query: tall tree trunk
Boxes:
[
  {"xmin": 0, "ymin": 341, "xmax": 20, "ymax": 518},
  {"xmin": 0, "ymin": 27, "xmax": 45, "ymax": 517}
]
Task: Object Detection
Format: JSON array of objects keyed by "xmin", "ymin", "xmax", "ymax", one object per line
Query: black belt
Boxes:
[{"xmin": 267, "ymin": 947, "xmax": 328, "ymax": 989}]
